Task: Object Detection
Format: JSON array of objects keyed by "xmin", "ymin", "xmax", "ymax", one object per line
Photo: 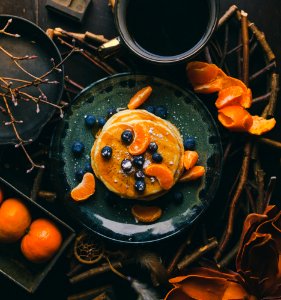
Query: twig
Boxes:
[
  {"xmin": 64, "ymin": 76, "xmax": 84, "ymax": 90},
  {"xmin": 0, "ymin": 18, "xmax": 20, "ymax": 38},
  {"xmin": 30, "ymin": 167, "xmax": 45, "ymax": 201},
  {"xmin": 67, "ymin": 285, "xmax": 112, "ymax": 300},
  {"xmin": 245, "ymin": 185, "xmax": 256, "ymax": 213},
  {"xmin": 177, "ymin": 238, "xmax": 218, "ymax": 271},
  {"xmin": 204, "ymin": 46, "xmax": 212, "ymax": 63},
  {"xmin": 252, "ymin": 92, "xmax": 271, "ymax": 103},
  {"xmin": 69, "ymin": 261, "xmax": 124, "ymax": 284},
  {"xmin": 218, "ymin": 5, "xmax": 238, "ymax": 28},
  {"xmin": 266, "ymin": 73, "xmax": 279, "ymax": 117},
  {"xmin": 215, "ymin": 142, "xmax": 252, "ymax": 260},
  {"xmin": 263, "ymin": 176, "xmax": 277, "ymax": 211},
  {"xmin": 258, "ymin": 137, "xmax": 281, "ymax": 149},
  {"xmin": 249, "ymin": 61, "xmax": 276, "ymax": 81},
  {"xmin": 167, "ymin": 228, "xmax": 194, "ymax": 276},
  {"xmin": 217, "ymin": 240, "xmax": 240, "ymax": 269},
  {"xmin": 241, "ymin": 11, "xmax": 249, "ymax": 86}
]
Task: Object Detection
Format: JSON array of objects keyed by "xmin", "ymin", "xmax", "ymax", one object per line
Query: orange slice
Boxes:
[
  {"xmin": 179, "ymin": 166, "xmax": 205, "ymax": 182},
  {"xmin": 218, "ymin": 105, "xmax": 253, "ymax": 132},
  {"xmin": 144, "ymin": 164, "xmax": 174, "ymax": 190},
  {"xmin": 248, "ymin": 116, "xmax": 276, "ymax": 135},
  {"xmin": 128, "ymin": 86, "xmax": 152, "ymax": 109},
  {"xmin": 71, "ymin": 172, "xmax": 95, "ymax": 201},
  {"xmin": 131, "ymin": 204, "xmax": 162, "ymax": 223},
  {"xmin": 183, "ymin": 150, "xmax": 199, "ymax": 170},
  {"xmin": 128, "ymin": 123, "xmax": 150, "ymax": 155}
]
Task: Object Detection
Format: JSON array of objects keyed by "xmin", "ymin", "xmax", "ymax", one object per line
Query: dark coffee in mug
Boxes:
[{"xmin": 126, "ymin": 0, "xmax": 210, "ymax": 57}]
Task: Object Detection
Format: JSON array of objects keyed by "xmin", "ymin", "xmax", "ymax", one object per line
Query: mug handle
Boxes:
[{"xmin": 98, "ymin": 36, "xmax": 122, "ymax": 59}]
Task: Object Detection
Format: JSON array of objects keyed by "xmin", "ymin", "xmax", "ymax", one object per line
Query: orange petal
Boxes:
[
  {"xmin": 186, "ymin": 61, "xmax": 222, "ymax": 85},
  {"xmin": 128, "ymin": 86, "xmax": 152, "ymax": 109},
  {"xmin": 215, "ymin": 86, "xmax": 244, "ymax": 109},
  {"xmin": 144, "ymin": 164, "xmax": 174, "ymax": 190},
  {"xmin": 218, "ymin": 105, "xmax": 253, "ymax": 132},
  {"xmin": 131, "ymin": 205, "xmax": 162, "ymax": 223},
  {"xmin": 128, "ymin": 123, "xmax": 151, "ymax": 155},
  {"xmin": 179, "ymin": 166, "xmax": 205, "ymax": 182},
  {"xmin": 247, "ymin": 116, "xmax": 276, "ymax": 135},
  {"xmin": 71, "ymin": 172, "xmax": 95, "ymax": 201},
  {"xmin": 183, "ymin": 150, "xmax": 199, "ymax": 170}
]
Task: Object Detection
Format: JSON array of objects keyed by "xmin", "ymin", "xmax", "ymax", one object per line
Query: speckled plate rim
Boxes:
[{"xmin": 50, "ymin": 72, "xmax": 223, "ymax": 244}]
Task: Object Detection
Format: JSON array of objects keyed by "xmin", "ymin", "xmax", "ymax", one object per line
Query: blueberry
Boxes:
[
  {"xmin": 135, "ymin": 180, "xmax": 146, "ymax": 193},
  {"xmin": 152, "ymin": 152, "xmax": 163, "ymax": 163},
  {"xmin": 155, "ymin": 106, "xmax": 168, "ymax": 119},
  {"xmin": 71, "ymin": 141, "xmax": 85, "ymax": 156},
  {"xmin": 183, "ymin": 137, "xmax": 196, "ymax": 150},
  {"xmin": 148, "ymin": 142, "xmax": 158, "ymax": 153},
  {"xmin": 101, "ymin": 146, "xmax": 112, "ymax": 159},
  {"xmin": 132, "ymin": 155, "xmax": 145, "ymax": 168},
  {"xmin": 107, "ymin": 108, "xmax": 117, "ymax": 118},
  {"xmin": 84, "ymin": 114, "xmax": 96, "ymax": 128},
  {"xmin": 75, "ymin": 169, "xmax": 85, "ymax": 182},
  {"xmin": 135, "ymin": 170, "xmax": 145, "ymax": 180},
  {"xmin": 145, "ymin": 105, "xmax": 155, "ymax": 114},
  {"xmin": 173, "ymin": 191, "xmax": 184, "ymax": 204},
  {"xmin": 121, "ymin": 130, "xmax": 133, "ymax": 145},
  {"xmin": 121, "ymin": 159, "xmax": 133, "ymax": 172},
  {"xmin": 84, "ymin": 162, "xmax": 93, "ymax": 173},
  {"xmin": 97, "ymin": 116, "xmax": 106, "ymax": 128}
]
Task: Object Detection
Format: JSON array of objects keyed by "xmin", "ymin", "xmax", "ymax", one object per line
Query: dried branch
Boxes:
[{"xmin": 218, "ymin": 5, "xmax": 238, "ymax": 28}]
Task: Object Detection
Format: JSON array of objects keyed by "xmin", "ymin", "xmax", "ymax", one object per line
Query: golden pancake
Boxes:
[{"xmin": 91, "ymin": 112, "xmax": 185, "ymax": 200}]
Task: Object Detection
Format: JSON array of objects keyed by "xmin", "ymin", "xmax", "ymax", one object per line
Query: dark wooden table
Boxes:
[{"xmin": 0, "ymin": 1, "xmax": 281, "ymax": 299}]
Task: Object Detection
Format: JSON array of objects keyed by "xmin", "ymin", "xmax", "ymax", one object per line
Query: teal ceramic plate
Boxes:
[{"xmin": 50, "ymin": 73, "xmax": 222, "ymax": 244}]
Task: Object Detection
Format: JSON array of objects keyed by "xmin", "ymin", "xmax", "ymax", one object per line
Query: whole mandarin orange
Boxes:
[
  {"xmin": 21, "ymin": 218, "xmax": 62, "ymax": 263},
  {"xmin": 0, "ymin": 198, "xmax": 32, "ymax": 243}
]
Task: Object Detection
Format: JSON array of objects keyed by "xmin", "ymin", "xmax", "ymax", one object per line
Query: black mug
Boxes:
[{"xmin": 99, "ymin": 0, "xmax": 219, "ymax": 64}]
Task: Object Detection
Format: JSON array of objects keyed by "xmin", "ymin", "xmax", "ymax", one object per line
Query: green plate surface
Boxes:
[{"xmin": 50, "ymin": 73, "xmax": 222, "ymax": 244}]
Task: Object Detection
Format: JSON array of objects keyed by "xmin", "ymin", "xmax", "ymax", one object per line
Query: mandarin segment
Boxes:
[
  {"xmin": 248, "ymin": 116, "xmax": 276, "ymax": 135},
  {"xmin": 179, "ymin": 166, "xmax": 205, "ymax": 182},
  {"xmin": 215, "ymin": 86, "xmax": 244, "ymax": 109},
  {"xmin": 218, "ymin": 105, "xmax": 253, "ymax": 132},
  {"xmin": 183, "ymin": 150, "xmax": 199, "ymax": 170},
  {"xmin": 128, "ymin": 86, "xmax": 152, "ymax": 109},
  {"xmin": 0, "ymin": 198, "xmax": 32, "ymax": 243},
  {"xmin": 131, "ymin": 204, "xmax": 162, "ymax": 223},
  {"xmin": 145, "ymin": 164, "xmax": 174, "ymax": 190},
  {"xmin": 21, "ymin": 218, "xmax": 62, "ymax": 263},
  {"xmin": 128, "ymin": 123, "xmax": 151, "ymax": 155},
  {"xmin": 71, "ymin": 172, "xmax": 95, "ymax": 201}
]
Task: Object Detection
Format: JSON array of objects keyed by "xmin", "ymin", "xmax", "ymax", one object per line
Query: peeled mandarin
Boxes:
[
  {"xmin": 248, "ymin": 116, "xmax": 276, "ymax": 135},
  {"xmin": 183, "ymin": 150, "xmax": 199, "ymax": 170},
  {"xmin": 128, "ymin": 123, "xmax": 150, "ymax": 155},
  {"xmin": 131, "ymin": 205, "xmax": 162, "ymax": 223},
  {"xmin": 128, "ymin": 86, "xmax": 152, "ymax": 109},
  {"xmin": 218, "ymin": 105, "xmax": 253, "ymax": 132},
  {"xmin": 179, "ymin": 166, "xmax": 205, "ymax": 182},
  {"xmin": 71, "ymin": 172, "xmax": 95, "ymax": 201},
  {"xmin": 144, "ymin": 164, "xmax": 174, "ymax": 190},
  {"xmin": 215, "ymin": 86, "xmax": 244, "ymax": 109}
]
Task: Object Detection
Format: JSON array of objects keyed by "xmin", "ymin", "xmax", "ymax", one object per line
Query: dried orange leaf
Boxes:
[
  {"xmin": 144, "ymin": 163, "xmax": 174, "ymax": 190},
  {"xmin": 131, "ymin": 204, "xmax": 162, "ymax": 223},
  {"xmin": 247, "ymin": 116, "xmax": 276, "ymax": 135},
  {"xmin": 71, "ymin": 172, "xmax": 95, "ymax": 201},
  {"xmin": 128, "ymin": 123, "xmax": 151, "ymax": 155},
  {"xmin": 218, "ymin": 105, "xmax": 253, "ymax": 132},
  {"xmin": 183, "ymin": 150, "xmax": 199, "ymax": 170},
  {"xmin": 128, "ymin": 86, "xmax": 152, "ymax": 109},
  {"xmin": 179, "ymin": 166, "xmax": 205, "ymax": 182}
]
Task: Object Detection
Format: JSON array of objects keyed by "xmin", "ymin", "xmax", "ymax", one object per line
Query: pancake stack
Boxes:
[{"xmin": 91, "ymin": 109, "xmax": 185, "ymax": 200}]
